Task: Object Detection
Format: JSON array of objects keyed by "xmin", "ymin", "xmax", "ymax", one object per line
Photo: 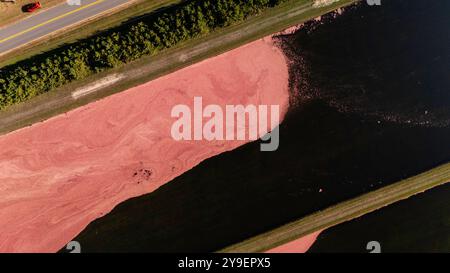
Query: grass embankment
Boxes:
[
  {"xmin": 308, "ymin": 184, "xmax": 450, "ymax": 252},
  {"xmin": 220, "ymin": 162, "xmax": 450, "ymax": 253},
  {"xmin": 0, "ymin": 0, "xmax": 358, "ymax": 135}
]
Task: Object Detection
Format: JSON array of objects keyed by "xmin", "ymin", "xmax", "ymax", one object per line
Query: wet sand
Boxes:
[{"xmin": 0, "ymin": 36, "xmax": 289, "ymax": 252}]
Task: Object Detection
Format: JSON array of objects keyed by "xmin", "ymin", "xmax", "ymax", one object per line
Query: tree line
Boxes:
[{"xmin": 0, "ymin": 0, "xmax": 288, "ymax": 109}]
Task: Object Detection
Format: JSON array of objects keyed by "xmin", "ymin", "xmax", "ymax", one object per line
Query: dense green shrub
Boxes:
[{"xmin": 0, "ymin": 0, "xmax": 288, "ymax": 109}]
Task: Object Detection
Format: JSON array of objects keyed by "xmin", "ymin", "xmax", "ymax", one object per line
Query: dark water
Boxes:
[
  {"xmin": 281, "ymin": 0, "xmax": 450, "ymax": 127},
  {"xmin": 66, "ymin": 0, "xmax": 450, "ymax": 252},
  {"xmin": 309, "ymin": 183, "xmax": 450, "ymax": 253}
]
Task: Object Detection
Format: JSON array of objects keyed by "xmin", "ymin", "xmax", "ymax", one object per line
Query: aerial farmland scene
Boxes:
[{"xmin": 0, "ymin": 0, "xmax": 448, "ymax": 263}]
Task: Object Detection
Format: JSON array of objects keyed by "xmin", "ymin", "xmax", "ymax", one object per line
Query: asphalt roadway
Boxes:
[{"xmin": 0, "ymin": 0, "xmax": 131, "ymax": 55}]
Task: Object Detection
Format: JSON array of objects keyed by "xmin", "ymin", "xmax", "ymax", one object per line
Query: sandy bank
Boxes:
[
  {"xmin": 0, "ymin": 35, "xmax": 289, "ymax": 252},
  {"xmin": 265, "ymin": 231, "xmax": 322, "ymax": 253}
]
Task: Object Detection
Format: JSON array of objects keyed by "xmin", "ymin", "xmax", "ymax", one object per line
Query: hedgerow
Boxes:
[{"xmin": 0, "ymin": 0, "xmax": 288, "ymax": 109}]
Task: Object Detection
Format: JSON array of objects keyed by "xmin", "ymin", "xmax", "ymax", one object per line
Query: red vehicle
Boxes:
[{"xmin": 23, "ymin": 2, "xmax": 42, "ymax": 13}]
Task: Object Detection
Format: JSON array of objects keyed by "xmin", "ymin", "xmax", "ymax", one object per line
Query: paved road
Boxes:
[{"xmin": 0, "ymin": 0, "xmax": 131, "ymax": 54}]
